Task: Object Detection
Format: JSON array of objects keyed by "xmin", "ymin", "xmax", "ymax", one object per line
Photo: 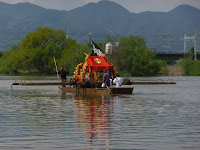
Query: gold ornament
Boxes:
[{"xmin": 94, "ymin": 58, "xmax": 101, "ymax": 64}]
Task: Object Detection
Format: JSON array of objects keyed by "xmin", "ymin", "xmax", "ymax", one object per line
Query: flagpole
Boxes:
[
  {"xmin": 90, "ymin": 33, "xmax": 92, "ymax": 55},
  {"xmin": 90, "ymin": 33, "xmax": 92, "ymax": 43}
]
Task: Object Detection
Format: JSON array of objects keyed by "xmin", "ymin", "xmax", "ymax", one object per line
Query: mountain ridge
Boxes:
[{"xmin": 0, "ymin": 1, "xmax": 199, "ymax": 52}]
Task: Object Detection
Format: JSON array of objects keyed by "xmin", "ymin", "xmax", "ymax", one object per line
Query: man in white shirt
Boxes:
[{"xmin": 113, "ymin": 74, "xmax": 123, "ymax": 87}]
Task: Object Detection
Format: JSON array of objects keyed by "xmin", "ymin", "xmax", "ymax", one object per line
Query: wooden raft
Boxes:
[
  {"xmin": 59, "ymin": 86, "xmax": 134, "ymax": 95},
  {"xmin": 11, "ymin": 80, "xmax": 176, "ymax": 86}
]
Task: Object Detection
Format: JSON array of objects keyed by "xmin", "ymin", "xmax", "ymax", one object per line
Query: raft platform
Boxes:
[
  {"xmin": 11, "ymin": 79, "xmax": 175, "ymax": 95},
  {"xmin": 11, "ymin": 80, "xmax": 176, "ymax": 86}
]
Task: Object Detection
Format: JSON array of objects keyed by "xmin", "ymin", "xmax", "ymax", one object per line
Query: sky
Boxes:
[{"xmin": 0, "ymin": 0, "xmax": 200, "ymax": 13}]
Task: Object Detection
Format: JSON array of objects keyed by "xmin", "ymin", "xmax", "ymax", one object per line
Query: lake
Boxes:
[{"xmin": 0, "ymin": 76, "xmax": 200, "ymax": 150}]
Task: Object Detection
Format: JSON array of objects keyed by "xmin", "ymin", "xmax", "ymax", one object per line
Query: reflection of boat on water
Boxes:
[{"xmin": 74, "ymin": 94, "xmax": 113, "ymax": 145}]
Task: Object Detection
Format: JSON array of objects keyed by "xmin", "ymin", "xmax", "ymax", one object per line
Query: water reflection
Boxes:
[
  {"xmin": 1, "ymin": 76, "xmax": 200, "ymax": 150},
  {"xmin": 74, "ymin": 95, "xmax": 113, "ymax": 147}
]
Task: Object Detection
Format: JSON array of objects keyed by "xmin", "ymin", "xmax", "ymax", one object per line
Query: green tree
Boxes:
[
  {"xmin": 110, "ymin": 35, "xmax": 165, "ymax": 76},
  {"xmin": 0, "ymin": 44, "xmax": 22, "ymax": 74},
  {"xmin": 0, "ymin": 27, "xmax": 77, "ymax": 75},
  {"xmin": 181, "ymin": 59, "xmax": 200, "ymax": 76},
  {"xmin": 21, "ymin": 27, "xmax": 76, "ymax": 74},
  {"xmin": 181, "ymin": 47, "xmax": 200, "ymax": 76}
]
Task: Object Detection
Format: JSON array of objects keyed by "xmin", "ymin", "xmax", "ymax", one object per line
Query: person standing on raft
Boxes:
[
  {"xmin": 113, "ymin": 73, "xmax": 123, "ymax": 87},
  {"xmin": 60, "ymin": 66, "xmax": 67, "ymax": 87},
  {"xmin": 102, "ymin": 70, "xmax": 110, "ymax": 87}
]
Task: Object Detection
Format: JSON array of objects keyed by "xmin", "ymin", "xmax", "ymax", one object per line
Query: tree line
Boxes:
[
  {"xmin": 0, "ymin": 27, "xmax": 165, "ymax": 76},
  {"xmin": 180, "ymin": 48, "xmax": 200, "ymax": 76}
]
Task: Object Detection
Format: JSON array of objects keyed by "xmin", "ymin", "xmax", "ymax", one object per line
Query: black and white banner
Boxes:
[{"xmin": 91, "ymin": 40, "xmax": 104, "ymax": 56}]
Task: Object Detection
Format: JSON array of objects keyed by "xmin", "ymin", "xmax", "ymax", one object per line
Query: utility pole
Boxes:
[
  {"xmin": 194, "ymin": 33, "xmax": 197, "ymax": 60},
  {"xmin": 184, "ymin": 33, "xmax": 198, "ymax": 60}
]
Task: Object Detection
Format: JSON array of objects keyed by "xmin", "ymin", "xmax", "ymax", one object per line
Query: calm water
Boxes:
[{"xmin": 0, "ymin": 76, "xmax": 200, "ymax": 150}]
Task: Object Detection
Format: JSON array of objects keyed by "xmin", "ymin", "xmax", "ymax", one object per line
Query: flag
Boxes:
[{"xmin": 91, "ymin": 40, "xmax": 104, "ymax": 56}]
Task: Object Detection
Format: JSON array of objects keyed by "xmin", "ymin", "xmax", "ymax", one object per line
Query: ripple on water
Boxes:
[{"xmin": 0, "ymin": 76, "xmax": 200, "ymax": 149}]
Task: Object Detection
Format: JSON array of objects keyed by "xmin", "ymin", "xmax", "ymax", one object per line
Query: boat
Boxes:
[
  {"xmin": 59, "ymin": 40, "xmax": 134, "ymax": 95},
  {"xmin": 59, "ymin": 85, "xmax": 134, "ymax": 96}
]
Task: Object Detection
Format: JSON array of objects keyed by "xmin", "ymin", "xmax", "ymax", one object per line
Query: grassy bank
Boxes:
[{"xmin": 166, "ymin": 64, "xmax": 182, "ymax": 76}]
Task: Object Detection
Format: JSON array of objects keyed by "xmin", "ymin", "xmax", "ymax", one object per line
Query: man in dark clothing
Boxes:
[
  {"xmin": 103, "ymin": 70, "xmax": 110, "ymax": 87},
  {"xmin": 60, "ymin": 67, "xmax": 67, "ymax": 87}
]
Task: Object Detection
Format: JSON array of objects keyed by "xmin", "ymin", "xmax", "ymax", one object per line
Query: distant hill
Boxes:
[{"xmin": 0, "ymin": 1, "xmax": 200, "ymax": 52}]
